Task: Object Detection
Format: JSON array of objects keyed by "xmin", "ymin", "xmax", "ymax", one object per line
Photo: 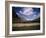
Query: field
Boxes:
[{"xmin": 12, "ymin": 23, "xmax": 40, "ymax": 31}]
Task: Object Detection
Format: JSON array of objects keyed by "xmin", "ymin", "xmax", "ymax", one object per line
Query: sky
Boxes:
[{"xmin": 12, "ymin": 7, "xmax": 40, "ymax": 21}]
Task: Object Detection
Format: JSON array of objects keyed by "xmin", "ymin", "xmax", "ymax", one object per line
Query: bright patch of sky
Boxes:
[{"xmin": 19, "ymin": 8, "xmax": 33, "ymax": 15}]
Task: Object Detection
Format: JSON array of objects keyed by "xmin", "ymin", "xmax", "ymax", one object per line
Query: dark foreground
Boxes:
[{"xmin": 12, "ymin": 25, "xmax": 40, "ymax": 31}]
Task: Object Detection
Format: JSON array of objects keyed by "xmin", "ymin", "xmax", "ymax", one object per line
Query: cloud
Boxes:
[
  {"xmin": 16, "ymin": 7, "xmax": 40, "ymax": 21},
  {"xmin": 19, "ymin": 7, "xmax": 34, "ymax": 15}
]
